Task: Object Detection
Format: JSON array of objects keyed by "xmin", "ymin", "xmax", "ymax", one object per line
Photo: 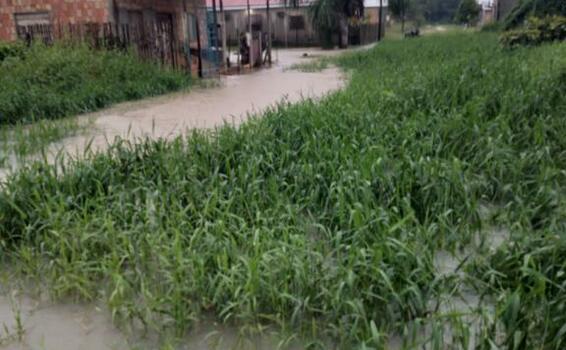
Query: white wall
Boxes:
[{"xmin": 363, "ymin": 0, "xmax": 388, "ymax": 8}]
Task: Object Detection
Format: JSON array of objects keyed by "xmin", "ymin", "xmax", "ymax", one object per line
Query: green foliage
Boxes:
[
  {"xmin": 390, "ymin": 0, "xmax": 456, "ymax": 29},
  {"xmin": 0, "ymin": 117, "xmax": 88, "ymax": 167},
  {"xmin": 454, "ymin": 0, "xmax": 481, "ymax": 25},
  {"xmin": 469, "ymin": 235, "xmax": 566, "ymax": 348},
  {"xmin": 309, "ymin": 0, "xmax": 363, "ymax": 47},
  {"xmin": 0, "ymin": 44, "xmax": 192, "ymax": 126},
  {"xmin": 1, "ymin": 33, "xmax": 566, "ymax": 347},
  {"xmin": 288, "ymin": 57, "xmax": 330, "ymax": 72},
  {"xmin": 389, "ymin": 0, "xmax": 425, "ymax": 31},
  {"xmin": 389, "ymin": 0, "xmax": 414, "ymax": 24},
  {"xmin": 504, "ymin": 0, "xmax": 566, "ymax": 30},
  {"xmin": 501, "ymin": 15, "xmax": 566, "ymax": 47},
  {"xmin": 416, "ymin": 0, "xmax": 460, "ymax": 23},
  {"xmin": 0, "ymin": 42, "xmax": 25, "ymax": 62},
  {"xmin": 481, "ymin": 21, "xmax": 503, "ymax": 32}
]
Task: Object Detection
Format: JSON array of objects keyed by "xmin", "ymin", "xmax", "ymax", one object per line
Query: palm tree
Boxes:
[{"xmin": 310, "ymin": 0, "xmax": 364, "ymax": 48}]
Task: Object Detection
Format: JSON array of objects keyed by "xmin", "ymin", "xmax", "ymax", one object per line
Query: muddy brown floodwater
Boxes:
[
  {"xmin": 1, "ymin": 47, "xmax": 357, "ymax": 349},
  {"xmin": 52, "ymin": 48, "xmax": 348, "ymax": 157},
  {"xmin": 0, "ymin": 295, "xmax": 128, "ymax": 350}
]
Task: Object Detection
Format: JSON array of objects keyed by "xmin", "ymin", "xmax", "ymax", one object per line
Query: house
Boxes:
[
  {"xmin": 0, "ymin": 0, "xmax": 210, "ymax": 74},
  {"xmin": 205, "ymin": 0, "xmax": 387, "ymax": 47},
  {"xmin": 480, "ymin": 0, "xmax": 496, "ymax": 25}
]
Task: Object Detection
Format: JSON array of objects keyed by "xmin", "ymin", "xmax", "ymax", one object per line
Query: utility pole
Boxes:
[
  {"xmin": 212, "ymin": 0, "xmax": 220, "ymax": 68},
  {"xmin": 195, "ymin": 15, "xmax": 203, "ymax": 77},
  {"xmin": 377, "ymin": 0, "xmax": 383, "ymax": 41},
  {"xmin": 266, "ymin": 0, "xmax": 272, "ymax": 65},
  {"xmin": 220, "ymin": 0, "xmax": 228, "ymax": 69},
  {"xmin": 494, "ymin": 0, "xmax": 500, "ymax": 21},
  {"xmin": 401, "ymin": 0, "xmax": 406, "ymax": 34},
  {"xmin": 247, "ymin": 0, "xmax": 254, "ymax": 68},
  {"xmin": 284, "ymin": 0, "xmax": 288, "ymax": 48}
]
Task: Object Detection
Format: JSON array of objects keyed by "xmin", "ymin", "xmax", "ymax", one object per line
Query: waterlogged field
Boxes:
[
  {"xmin": 0, "ymin": 117, "xmax": 91, "ymax": 171},
  {"xmin": 1, "ymin": 33, "xmax": 565, "ymax": 348},
  {"xmin": 0, "ymin": 43, "xmax": 193, "ymax": 180},
  {"xmin": 0, "ymin": 43, "xmax": 192, "ymax": 126}
]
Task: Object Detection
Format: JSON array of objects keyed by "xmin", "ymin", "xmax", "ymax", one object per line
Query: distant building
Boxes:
[
  {"xmin": 0, "ymin": 0, "xmax": 210, "ymax": 74},
  {"xmin": 478, "ymin": 0, "xmax": 519, "ymax": 24},
  {"xmin": 1, "ymin": 0, "xmax": 207, "ymax": 43},
  {"xmin": 205, "ymin": 0, "xmax": 388, "ymax": 47},
  {"xmin": 480, "ymin": 1, "xmax": 496, "ymax": 24}
]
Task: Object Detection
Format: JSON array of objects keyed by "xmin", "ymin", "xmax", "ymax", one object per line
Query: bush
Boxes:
[
  {"xmin": 454, "ymin": 0, "xmax": 481, "ymax": 25},
  {"xmin": 0, "ymin": 42, "xmax": 26, "ymax": 62},
  {"xmin": 500, "ymin": 15, "xmax": 566, "ymax": 47},
  {"xmin": 0, "ymin": 44, "xmax": 192, "ymax": 125}
]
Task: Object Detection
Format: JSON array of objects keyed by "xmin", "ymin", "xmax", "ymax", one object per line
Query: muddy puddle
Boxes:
[
  {"xmin": 422, "ymin": 226, "xmax": 511, "ymax": 348},
  {"xmin": 0, "ymin": 226, "xmax": 510, "ymax": 350},
  {"xmin": 0, "ymin": 292, "xmax": 322, "ymax": 350},
  {"xmin": 0, "ymin": 294, "xmax": 127, "ymax": 350}
]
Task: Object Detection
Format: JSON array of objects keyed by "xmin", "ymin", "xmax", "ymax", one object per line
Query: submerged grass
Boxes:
[
  {"xmin": 0, "ymin": 43, "xmax": 192, "ymax": 125},
  {"xmin": 288, "ymin": 57, "xmax": 331, "ymax": 72},
  {"xmin": 1, "ymin": 33, "xmax": 565, "ymax": 348},
  {"xmin": 0, "ymin": 117, "xmax": 90, "ymax": 169}
]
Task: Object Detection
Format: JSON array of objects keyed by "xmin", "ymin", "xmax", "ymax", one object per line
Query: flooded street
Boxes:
[
  {"xmin": 52, "ymin": 48, "xmax": 347, "ymax": 156},
  {"xmin": 0, "ymin": 47, "xmax": 348, "ymax": 182},
  {"xmin": 1, "ymin": 48, "xmax": 350, "ymax": 349},
  {"xmin": 0, "ymin": 292, "xmax": 315, "ymax": 349},
  {"xmin": 0, "ymin": 294, "xmax": 127, "ymax": 350}
]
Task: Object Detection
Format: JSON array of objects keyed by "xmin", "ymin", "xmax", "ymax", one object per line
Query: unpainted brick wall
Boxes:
[{"xmin": 0, "ymin": 0, "xmax": 111, "ymax": 41}]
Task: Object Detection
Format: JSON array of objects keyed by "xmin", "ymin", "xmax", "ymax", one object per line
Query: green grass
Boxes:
[
  {"xmin": 288, "ymin": 57, "xmax": 331, "ymax": 72},
  {"xmin": 0, "ymin": 43, "xmax": 192, "ymax": 125},
  {"xmin": 385, "ymin": 23, "xmax": 466, "ymax": 40},
  {"xmin": 1, "ymin": 33, "xmax": 566, "ymax": 348}
]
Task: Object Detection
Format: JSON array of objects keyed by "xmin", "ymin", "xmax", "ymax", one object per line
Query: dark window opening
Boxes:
[{"xmin": 289, "ymin": 15, "xmax": 305, "ymax": 30}]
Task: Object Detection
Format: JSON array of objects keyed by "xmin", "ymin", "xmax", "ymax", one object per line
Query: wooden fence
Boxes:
[{"xmin": 16, "ymin": 22, "xmax": 188, "ymax": 71}]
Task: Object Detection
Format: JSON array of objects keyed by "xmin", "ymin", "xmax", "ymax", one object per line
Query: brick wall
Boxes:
[
  {"xmin": 0, "ymin": 1, "xmax": 11, "ymax": 40},
  {"xmin": 0, "ymin": 0, "xmax": 112, "ymax": 41},
  {"xmin": 1, "ymin": 0, "xmax": 208, "ymax": 45}
]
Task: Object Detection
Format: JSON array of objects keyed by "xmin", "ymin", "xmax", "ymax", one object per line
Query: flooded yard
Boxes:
[
  {"xmin": 52, "ymin": 48, "xmax": 347, "ymax": 157},
  {"xmin": 1, "ymin": 47, "xmax": 350, "ymax": 350}
]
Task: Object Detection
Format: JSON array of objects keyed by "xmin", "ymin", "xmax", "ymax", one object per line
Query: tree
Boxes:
[
  {"xmin": 417, "ymin": 0, "xmax": 460, "ymax": 23},
  {"xmin": 389, "ymin": 0, "xmax": 411, "ymax": 33},
  {"xmin": 504, "ymin": 0, "xmax": 566, "ymax": 29},
  {"xmin": 310, "ymin": 0, "xmax": 364, "ymax": 48},
  {"xmin": 389, "ymin": 0, "xmax": 425, "ymax": 33},
  {"xmin": 455, "ymin": 0, "xmax": 481, "ymax": 25}
]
